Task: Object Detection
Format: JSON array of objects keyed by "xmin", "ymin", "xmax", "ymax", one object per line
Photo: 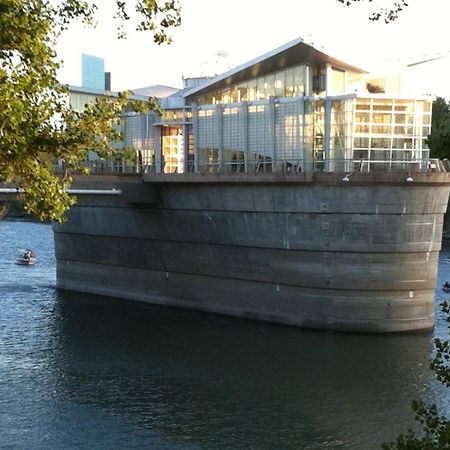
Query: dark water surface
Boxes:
[{"xmin": 1, "ymin": 220, "xmax": 450, "ymax": 449}]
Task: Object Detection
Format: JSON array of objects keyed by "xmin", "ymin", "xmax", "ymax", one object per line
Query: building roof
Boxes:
[
  {"xmin": 183, "ymin": 37, "xmax": 368, "ymax": 98},
  {"xmin": 68, "ymin": 85, "xmax": 150, "ymax": 102},
  {"xmin": 131, "ymin": 84, "xmax": 180, "ymax": 98}
]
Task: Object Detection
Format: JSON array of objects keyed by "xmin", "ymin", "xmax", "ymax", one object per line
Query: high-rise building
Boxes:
[{"xmin": 81, "ymin": 53, "xmax": 105, "ymax": 90}]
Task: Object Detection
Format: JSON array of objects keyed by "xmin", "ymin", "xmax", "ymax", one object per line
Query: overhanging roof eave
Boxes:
[{"xmin": 183, "ymin": 38, "xmax": 367, "ymax": 99}]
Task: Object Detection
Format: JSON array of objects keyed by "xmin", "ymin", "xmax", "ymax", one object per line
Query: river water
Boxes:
[{"xmin": 0, "ymin": 220, "xmax": 449, "ymax": 450}]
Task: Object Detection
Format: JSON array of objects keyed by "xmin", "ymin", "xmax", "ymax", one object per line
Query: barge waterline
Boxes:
[{"xmin": 53, "ymin": 172, "xmax": 450, "ymax": 334}]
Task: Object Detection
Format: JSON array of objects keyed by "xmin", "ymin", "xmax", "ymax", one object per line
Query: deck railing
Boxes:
[{"xmin": 54, "ymin": 156, "xmax": 443, "ymax": 175}]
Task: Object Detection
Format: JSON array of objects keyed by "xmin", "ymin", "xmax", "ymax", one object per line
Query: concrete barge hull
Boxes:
[{"xmin": 53, "ymin": 173, "xmax": 450, "ymax": 333}]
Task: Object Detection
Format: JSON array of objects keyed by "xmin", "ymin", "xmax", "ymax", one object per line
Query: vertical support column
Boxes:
[
  {"xmin": 325, "ymin": 63, "xmax": 332, "ymax": 95},
  {"xmin": 345, "ymin": 98, "xmax": 354, "ymax": 173},
  {"xmin": 182, "ymin": 110, "xmax": 188, "ymax": 174},
  {"xmin": 192, "ymin": 105, "xmax": 199, "ymax": 173},
  {"xmin": 216, "ymin": 104, "xmax": 223, "ymax": 172},
  {"xmin": 269, "ymin": 98, "xmax": 276, "ymax": 172},
  {"xmin": 389, "ymin": 99, "xmax": 394, "ymax": 171},
  {"xmin": 146, "ymin": 113, "xmax": 154, "ymax": 172},
  {"xmin": 324, "ymin": 98, "xmax": 331, "ymax": 172},
  {"xmin": 298, "ymin": 97, "xmax": 305, "ymax": 172},
  {"xmin": 144, "ymin": 112, "xmax": 149, "ymax": 154},
  {"xmin": 368, "ymin": 98, "xmax": 373, "ymax": 173},
  {"xmin": 242, "ymin": 102, "xmax": 249, "ymax": 173},
  {"xmin": 154, "ymin": 125, "xmax": 162, "ymax": 174}
]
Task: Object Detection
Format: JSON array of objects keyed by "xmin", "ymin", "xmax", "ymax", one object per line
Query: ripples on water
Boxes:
[{"xmin": 0, "ymin": 220, "xmax": 449, "ymax": 449}]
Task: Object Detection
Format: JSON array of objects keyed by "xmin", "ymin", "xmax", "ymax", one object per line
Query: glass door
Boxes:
[{"xmin": 162, "ymin": 126, "xmax": 184, "ymax": 173}]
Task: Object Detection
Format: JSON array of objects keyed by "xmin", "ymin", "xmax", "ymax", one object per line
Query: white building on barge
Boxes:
[
  {"xmin": 69, "ymin": 38, "xmax": 434, "ymax": 175},
  {"xmin": 56, "ymin": 39, "xmax": 450, "ymax": 334}
]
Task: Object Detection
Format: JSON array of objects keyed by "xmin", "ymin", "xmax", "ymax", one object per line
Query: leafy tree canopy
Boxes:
[
  {"xmin": 0, "ymin": 0, "xmax": 180, "ymax": 221},
  {"xmin": 337, "ymin": 0, "xmax": 409, "ymax": 23},
  {"xmin": 427, "ymin": 97, "xmax": 450, "ymax": 160}
]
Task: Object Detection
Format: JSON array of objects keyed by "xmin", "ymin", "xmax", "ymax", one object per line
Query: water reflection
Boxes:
[{"xmin": 48, "ymin": 290, "xmax": 437, "ymax": 449}]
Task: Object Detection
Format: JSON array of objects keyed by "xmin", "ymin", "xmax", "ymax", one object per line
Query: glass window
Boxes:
[
  {"xmin": 394, "ymin": 125, "xmax": 413, "ymax": 135},
  {"xmin": 212, "ymin": 91, "xmax": 220, "ymax": 104},
  {"xmin": 372, "ymin": 113, "xmax": 392, "ymax": 124},
  {"xmin": 285, "ymin": 68, "xmax": 294, "ymax": 97},
  {"xmin": 222, "ymin": 89, "xmax": 231, "ymax": 104},
  {"xmin": 264, "ymin": 74, "xmax": 275, "ymax": 98},
  {"xmin": 355, "ymin": 112, "xmax": 370, "ymax": 123},
  {"xmin": 394, "ymin": 99, "xmax": 414, "ymax": 112},
  {"xmin": 162, "ymin": 126, "xmax": 184, "ymax": 173},
  {"xmin": 422, "ymin": 114, "xmax": 431, "ymax": 125},
  {"xmin": 354, "ymin": 137, "xmax": 369, "ymax": 148},
  {"xmin": 372, "ymin": 125, "xmax": 391, "ymax": 135},
  {"xmin": 355, "ymin": 125, "xmax": 370, "ymax": 133},
  {"xmin": 371, "ymin": 138, "xmax": 391, "ymax": 148},
  {"xmin": 395, "ymin": 114, "xmax": 414, "ymax": 125},
  {"xmin": 354, "ymin": 149, "xmax": 369, "ymax": 160},
  {"xmin": 304, "ymin": 99, "xmax": 314, "ymax": 114},
  {"xmin": 372, "ymin": 100, "xmax": 393, "ymax": 111},
  {"xmin": 392, "ymin": 138, "xmax": 413, "ymax": 149},
  {"xmin": 423, "ymin": 102, "xmax": 432, "ymax": 113},
  {"xmin": 230, "ymin": 86, "xmax": 238, "ymax": 103},
  {"xmin": 274, "ymin": 71, "xmax": 285, "ymax": 97},
  {"xmin": 355, "ymin": 99, "xmax": 371, "ymax": 110},
  {"xmin": 238, "ymin": 83, "xmax": 248, "ymax": 102},
  {"xmin": 293, "ymin": 65, "xmax": 305, "ymax": 96},
  {"xmin": 247, "ymin": 78, "xmax": 257, "ymax": 101},
  {"xmin": 256, "ymin": 76, "xmax": 265, "ymax": 100}
]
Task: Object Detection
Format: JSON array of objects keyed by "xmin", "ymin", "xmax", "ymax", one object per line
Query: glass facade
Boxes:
[
  {"xmin": 197, "ymin": 64, "xmax": 314, "ymax": 105},
  {"xmin": 70, "ymin": 44, "xmax": 433, "ymax": 176},
  {"xmin": 352, "ymin": 97, "xmax": 431, "ymax": 171},
  {"xmin": 124, "ymin": 113, "xmax": 157, "ymax": 170},
  {"xmin": 194, "ymin": 95, "xmax": 431, "ymax": 173},
  {"xmin": 82, "ymin": 54, "xmax": 105, "ymax": 91}
]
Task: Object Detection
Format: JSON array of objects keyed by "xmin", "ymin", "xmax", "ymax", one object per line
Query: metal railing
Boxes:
[{"xmin": 55, "ymin": 157, "xmax": 440, "ymax": 175}]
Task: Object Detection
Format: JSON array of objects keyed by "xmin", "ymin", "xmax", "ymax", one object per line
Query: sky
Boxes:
[{"xmin": 56, "ymin": 0, "xmax": 450, "ymax": 98}]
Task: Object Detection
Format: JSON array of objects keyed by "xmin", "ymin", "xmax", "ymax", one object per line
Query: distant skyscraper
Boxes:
[{"xmin": 82, "ymin": 53, "xmax": 105, "ymax": 90}]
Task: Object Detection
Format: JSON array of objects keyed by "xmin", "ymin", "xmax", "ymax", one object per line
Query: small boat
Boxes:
[
  {"xmin": 15, "ymin": 249, "xmax": 36, "ymax": 266},
  {"xmin": 15, "ymin": 257, "xmax": 36, "ymax": 266},
  {"xmin": 443, "ymin": 283, "xmax": 450, "ymax": 293}
]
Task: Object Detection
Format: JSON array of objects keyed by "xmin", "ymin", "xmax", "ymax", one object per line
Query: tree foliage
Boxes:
[
  {"xmin": 381, "ymin": 301, "xmax": 450, "ymax": 449},
  {"xmin": 427, "ymin": 98, "xmax": 450, "ymax": 160},
  {"xmin": 0, "ymin": 0, "xmax": 179, "ymax": 221},
  {"xmin": 337, "ymin": 0, "xmax": 409, "ymax": 23}
]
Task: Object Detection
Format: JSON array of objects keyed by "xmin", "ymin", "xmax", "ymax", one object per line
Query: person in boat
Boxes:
[
  {"xmin": 443, "ymin": 281, "xmax": 450, "ymax": 291},
  {"xmin": 23, "ymin": 249, "xmax": 34, "ymax": 260}
]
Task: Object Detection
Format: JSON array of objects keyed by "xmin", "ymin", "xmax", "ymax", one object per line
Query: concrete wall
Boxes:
[{"xmin": 53, "ymin": 172, "xmax": 450, "ymax": 333}]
